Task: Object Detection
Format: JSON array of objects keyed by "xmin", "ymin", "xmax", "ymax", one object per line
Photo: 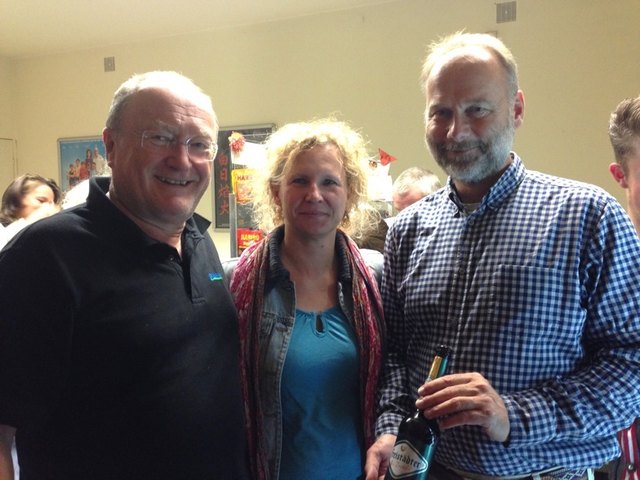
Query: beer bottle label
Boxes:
[{"xmin": 387, "ymin": 440, "xmax": 428, "ymax": 478}]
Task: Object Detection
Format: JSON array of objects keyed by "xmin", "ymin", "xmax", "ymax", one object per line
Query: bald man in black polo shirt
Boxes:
[{"xmin": 0, "ymin": 71, "xmax": 249, "ymax": 480}]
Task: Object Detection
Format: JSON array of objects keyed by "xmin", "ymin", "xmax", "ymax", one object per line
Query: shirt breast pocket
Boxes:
[{"xmin": 486, "ymin": 264, "xmax": 584, "ymax": 384}]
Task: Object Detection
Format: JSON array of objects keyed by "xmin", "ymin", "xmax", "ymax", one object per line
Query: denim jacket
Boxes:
[{"xmin": 223, "ymin": 230, "xmax": 382, "ymax": 479}]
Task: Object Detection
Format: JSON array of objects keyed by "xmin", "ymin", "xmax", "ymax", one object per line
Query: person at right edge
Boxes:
[
  {"xmin": 607, "ymin": 95, "xmax": 640, "ymax": 480},
  {"xmin": 364, "ymin": 31, "xmax": 640, "ymax": 480}
]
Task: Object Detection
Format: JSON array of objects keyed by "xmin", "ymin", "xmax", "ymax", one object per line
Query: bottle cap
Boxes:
[{"xmin": 435, "ymin": 345, "xmax": 452, "ymax": 357}]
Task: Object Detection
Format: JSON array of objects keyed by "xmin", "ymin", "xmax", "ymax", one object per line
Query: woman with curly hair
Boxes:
[{"xmin": 226, "ymin": 119, "xmax": 384, "ymax": 480}]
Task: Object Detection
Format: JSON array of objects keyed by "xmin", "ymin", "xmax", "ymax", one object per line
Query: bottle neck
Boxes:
[
  {"xmin": 426, "ymin": 353, "xmax": 448, "ymax": 383},
  {"xmin": 414, "ymin": 349, "xmax": 450, "ymax": 415}
]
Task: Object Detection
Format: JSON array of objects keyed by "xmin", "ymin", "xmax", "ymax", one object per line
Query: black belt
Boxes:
[{"xmin": 430, "ymin": 462, "xmax": 591, "ymax": 480}]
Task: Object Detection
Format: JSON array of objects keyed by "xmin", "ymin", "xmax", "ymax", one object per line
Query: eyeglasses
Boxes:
[{"xmin": 140, "ymin": 130, "xmax": 218, "ymax": 162}]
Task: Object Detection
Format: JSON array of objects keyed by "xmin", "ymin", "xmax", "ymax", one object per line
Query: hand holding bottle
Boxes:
[
  {"xmin": 384, "ymin": 345, "xmax": 451, "ymax": 480},
  {"xmin": 363, "ymin": 434, "xmax": 396, "ymax": 480},
  {"xmin": 415, "ymin": 371, "xmax": 510, "ymax": 443}
]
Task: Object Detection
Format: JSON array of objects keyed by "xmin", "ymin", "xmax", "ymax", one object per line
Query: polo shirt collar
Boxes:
[{"xmin": 86, "ymin": 177, "xmax": 209, "ymax": 250}]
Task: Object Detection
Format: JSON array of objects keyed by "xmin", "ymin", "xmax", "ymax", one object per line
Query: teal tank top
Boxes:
[{"xmin": 279, "ymin": 306, "xmax": 363, "ymax": 479}]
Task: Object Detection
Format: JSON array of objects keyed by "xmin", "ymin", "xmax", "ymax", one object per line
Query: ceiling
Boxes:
[{"xmin": 0, "ymin": 0, "xmax": 396, "ymax": 59}]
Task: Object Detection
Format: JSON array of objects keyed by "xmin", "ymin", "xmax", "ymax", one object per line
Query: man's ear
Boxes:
[
  {"xmin": 513, "ymin": 90, "xmax": 525, "ymax": 129},
  {"xmin": 609, "ymin": 162, "xmax": 629, "ymax": 189},
  {"xmin": 102, "ymin": 128, "xmax": 116, "ymax": 168}
]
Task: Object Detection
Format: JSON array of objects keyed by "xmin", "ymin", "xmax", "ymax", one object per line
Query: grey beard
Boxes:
[{"xmin": 430, "ymin": 126, "xmax": 514, "ymax": 184}]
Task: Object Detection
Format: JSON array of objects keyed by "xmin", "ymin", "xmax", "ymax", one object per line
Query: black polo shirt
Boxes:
[{"xmin": 0, "ymin": 178, "xmax": 249, "ymax": 479}]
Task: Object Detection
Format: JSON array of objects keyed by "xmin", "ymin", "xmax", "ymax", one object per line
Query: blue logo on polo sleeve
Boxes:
[{"xmin": 208, "ymin": 272, "xmax": 223, "ymax": 281}]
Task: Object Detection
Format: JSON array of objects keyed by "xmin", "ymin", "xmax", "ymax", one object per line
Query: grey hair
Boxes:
[
  {"xmin": 105, "ymin": 71, "xmax": 217, "ymax": 132},
  {"xmin": 420, "ymin": 31, "xmax": 519, "ymax": 98},
  {"xmin": 392, "ymin": 167, "xmax": 442, "ymax": 198}
]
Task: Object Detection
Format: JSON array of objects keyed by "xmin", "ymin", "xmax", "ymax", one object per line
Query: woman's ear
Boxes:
[{"xmin": 270, "ymin": 183, "xmax": 281, "ymax": 206}]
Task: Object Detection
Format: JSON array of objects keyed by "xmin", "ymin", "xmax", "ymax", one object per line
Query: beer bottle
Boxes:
[{"xmin": 384, "ymin": 345, "xmax": 452, "ymax": 480}]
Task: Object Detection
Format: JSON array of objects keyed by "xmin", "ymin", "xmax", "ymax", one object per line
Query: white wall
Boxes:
[
  {"xmin": 7, "ymin": 0, "xmax": 640, "ymax": 258},
  {"xmin": 0, "ymin": 56, "xmax": 17, "ymax": 188}
]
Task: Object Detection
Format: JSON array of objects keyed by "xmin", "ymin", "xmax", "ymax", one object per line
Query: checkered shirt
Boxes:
[{"xmin": 376, "ymin": 154, "xmax": 640, "ymax": 475}]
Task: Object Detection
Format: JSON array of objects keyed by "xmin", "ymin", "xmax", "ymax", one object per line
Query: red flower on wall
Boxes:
[{"xmin": 229, "ymin": 132, "xmax": 246, "ymax": 154}]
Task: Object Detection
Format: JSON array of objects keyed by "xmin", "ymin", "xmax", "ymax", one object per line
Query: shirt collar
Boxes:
[
  {"xmin": 446, "ymin": 153, "xmax": 525, "ymax": 214},
  {"xmin": 86, "ymin": 176, "xmax": 208, "ymax": 249}
]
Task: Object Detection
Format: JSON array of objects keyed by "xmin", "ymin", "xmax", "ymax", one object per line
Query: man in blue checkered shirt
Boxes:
[{"xmin": 364, "ymin": 32, "xmax": 640, "ymax": 480}]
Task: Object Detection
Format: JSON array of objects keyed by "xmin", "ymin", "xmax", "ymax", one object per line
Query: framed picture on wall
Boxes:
[
  {"xmin": 213, "ymin": 124, "xmax": 274, "ymax": 229},
  {"xmin": 58, "ymin": 136, "xmax": 108, "ymax": 193}
]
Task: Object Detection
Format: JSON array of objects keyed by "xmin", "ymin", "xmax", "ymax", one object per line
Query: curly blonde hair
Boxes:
[{"xmin": 252, "ymin": 119, "xmax": 377, "ymax": 240}]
